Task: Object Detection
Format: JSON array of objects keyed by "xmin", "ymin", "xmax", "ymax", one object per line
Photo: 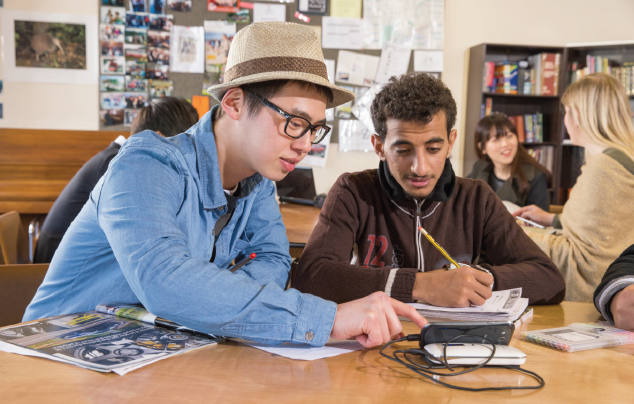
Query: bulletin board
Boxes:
[{"xmin": 98, "ymin": 0, "xmax": 444, "ymax": 145}]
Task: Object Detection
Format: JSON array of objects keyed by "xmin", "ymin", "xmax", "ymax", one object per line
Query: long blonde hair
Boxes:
[{"xmin": 561, "ymin": 73, "xmax": 634, "ymax": 161}]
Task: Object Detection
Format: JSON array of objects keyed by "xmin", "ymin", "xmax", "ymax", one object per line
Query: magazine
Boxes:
[{"xmin": 0, "ymin": 307, "xmax": 223, "ymax": 375}]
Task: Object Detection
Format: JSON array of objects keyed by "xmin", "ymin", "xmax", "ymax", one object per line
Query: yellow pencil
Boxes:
[{"xmin": 417, "ymin": 226, "xmax": 460, "ymax": 269}]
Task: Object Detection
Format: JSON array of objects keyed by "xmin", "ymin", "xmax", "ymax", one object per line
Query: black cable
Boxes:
[{"xmin": 379, "ymin": 334, "xmax": 545, "ymax": 392}]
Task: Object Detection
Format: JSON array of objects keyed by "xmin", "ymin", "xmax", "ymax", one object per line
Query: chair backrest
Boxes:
[
  {"xmin": 0, "ymin": 211, "xmax": 31, "ymax": 265},
  {"xmin": 0, "ymin": 264, "xmax": 48, "ymax": 327}
]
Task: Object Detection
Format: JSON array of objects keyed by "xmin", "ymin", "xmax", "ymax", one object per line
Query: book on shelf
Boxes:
[
  {"xmin": 570, "ymin": 56, "xmax": 634, "ymax": 94},
  {"xmin": 528, "ymin": 53, "xmax": 561, "ymax": 96},
  {"xmin": 483, "ymin": 61, "xmax": 495, "ymax": 92},
  {"xmin": 0, "ymin": 304, "xmax": 224, "ymax": 375},
  {"xmin": 507, "ymin": 115, "xmax": 525, "ymax": 142},
  {"xmin": 526, "ymin": 144, "xmax": 555, "ymax": 173},
  {"xmin": 482, "ymin": 54, "xmax": 560, "ymax": 96}
]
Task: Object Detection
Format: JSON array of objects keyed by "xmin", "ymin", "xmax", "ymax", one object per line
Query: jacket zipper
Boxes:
[{"xmin": 415, "ymin": 199, "xmax": 423, "ymax": 271}]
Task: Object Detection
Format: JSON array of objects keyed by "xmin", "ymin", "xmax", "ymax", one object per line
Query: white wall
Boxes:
[{"xmin": 0, "ymin": 0, "xmax": 99, "ymax": 130}]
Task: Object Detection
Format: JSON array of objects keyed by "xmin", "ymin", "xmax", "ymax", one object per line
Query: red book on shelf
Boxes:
[
  {"xmin": 541, "ymin": 53, "xmax": 560, "ymax": 95},
  {"xmin": 483, "ymin": 61, "xmax": 495, "ymax": 92},
  {"xmin": 514, "ymin": 115, "xmax": 525, "ymax": 143}
]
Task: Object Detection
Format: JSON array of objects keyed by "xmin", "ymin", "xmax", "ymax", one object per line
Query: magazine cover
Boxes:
[{"xmin": 0, "ymin": 311, "xmax": 217, "ymax": 372}]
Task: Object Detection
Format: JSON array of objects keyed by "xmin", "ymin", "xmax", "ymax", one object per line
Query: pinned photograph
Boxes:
[
  {"xmin": 126, "ymin": 12, "xmax": 149, "ymax": 28},
  {"xmin": 149, "ymin": 0, "xmax": 167, "ymax": 14},
  {"xmin": 126, "ymin": 76, "xmax": 148, "ymax": 92},
  {"xmin": 207, "ymin": 0, "xmax": 239, "ymax": 13},
  {"xmin": 126, "ymin": 60, "xmax": 147, "ymax": 78},
  {"xmin": 125, "ymin": 45, "xmax": 147, "ymax": 62},
  {"xmin": 204, "ymin": 20, "xmax": 235, "ymax": 66},
  {"xmin": 168, "ymin": 0, "xmax": 192, "ymax": 12},
  {"xmin": 101, "ymin": 6, "xmax": 125, "ymax": 24},
  {"xmin": 125, "ymin": 27, "xmax": 147, "ymax": 45},
  {"xmin": 146, "ymin": 62, "xmax": 169, "ymax": 80},
  {"xmin": 149, "ymin": 14, "xmax": 174, "ymax": 31},
  {"xmin": 14, "ymin": 20, "xmax": 86, "ymax": 69},
  {"xmin": 100, "ymin": 92, "xmax": 126, "ymax": 109},
  {"xmin": 335, "ymin": 85, "xmax": 354, "ymax": 119},
  {"xmin": 100, "ymin": 40, "xmax": 124, "ymax": 56},
  {"xmin": 148, "ymin": 47, "xmax": 170, "ymax": 64},
  {"xmin": 297, "ymin": 0, "xmax": 327, "ymax": 15},
  {"xmin": 100, "ymin": 24, "xmax": 124, "ymax": 42},
  {"xmin": 202, "ymin": 64, "xmax": 225, "ymax": 94},
  {"xmin": 129, "ymin": 0, "xmax": 147, "ymax": 13},
  {"xmin": 124, "ymin": 109, "xmax": 141, "ymax": 126},
  {"xmin": 100, "ymin": 109, "xmax": 124, "ymax": 126},
  {"xmin": 124, "ymin": 92, "xmax": 148, "ymax": 109},
  {"xmin": 100, "ymin": 75, "xmax": 125, "ymax": 92},
  {"xmin": 228, "ymin": 9, "xmax": 250, "ymax": 24},
  {"xmin": 102, "ymin": 0, "xmax": 124, "ymax": 6},
  {"xmin": 150, "ymin": 80, "xmax": 173, "ymax": 98},
  {"xmin": 148, "ymin": 30, "xmax": 170, "ymax": 48},
  {"xmin": 100, "ymin": 56, "xmax": 125, "ymax": 74}
]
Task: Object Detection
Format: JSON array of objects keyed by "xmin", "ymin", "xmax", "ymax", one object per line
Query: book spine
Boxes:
[
  {"xmin": 541, "ymin": 53, "xmax": 557, "ymax": 96},
  {"xmin": 483, "ymin": 61, "xmax": 495, "ymax": 92},
  {"xmin": 485, "ymin": 97, "xmax": 492, "ymax": 116}
]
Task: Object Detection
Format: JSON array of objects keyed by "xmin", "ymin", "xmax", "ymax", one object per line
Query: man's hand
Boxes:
[
  {"xmin": 513, "ymin": 204, "xmax": 555, "ymax": 227},
  {"xmin": 610, "ymin": 285, "xmax": 634, "ymax": 331},
  {"xmin": 330, "ymin": 292, "xmax": 428, "ymax": 348},
  {"xmin": 413, "ymin": 266, "xmax": 493, "ymax": 307}
]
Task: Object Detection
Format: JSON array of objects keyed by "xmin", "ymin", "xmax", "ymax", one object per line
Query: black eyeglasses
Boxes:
[{"xmin": 249, "ymin": 92, "xmax": 331, "ymax": 144}]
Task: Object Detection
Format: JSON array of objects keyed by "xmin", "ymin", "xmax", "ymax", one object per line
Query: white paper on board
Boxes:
[
  {"xmin": 253, "ymin": 3, "xmax": 287, "ymax": 23},
  {"xmin": 413, "ymin": 50, "xmax": 443, "ymax": 72},
  {"xmin": 374, "ymin": 43, "xmax": 411, "ymax": 84},
  {"xmin": 170, "ymin": 25, "xmax": 205, "ymax": 73},
  {"xmin": 335, "ymin": 51, "xmax": 380, "ymax": 87},
  {"xmin": 321, "ymin": 17, "xmax": 363, "ymax": 50}
]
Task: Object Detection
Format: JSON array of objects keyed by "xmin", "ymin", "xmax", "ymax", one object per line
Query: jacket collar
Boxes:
[
  {"xmin": 188, "ymin": 105, "xmax": 264, "ymax": 210},
  {"xmin": 378, "ymin": 158, "xmax": 456, "ymax": 210}
]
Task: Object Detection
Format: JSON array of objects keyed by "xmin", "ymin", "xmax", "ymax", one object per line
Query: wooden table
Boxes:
[
  {"xmin": 279, "ymin": 203, "xmax": 321, "ymax": 257},
  {"xmin": 1, "ymin": 302, "xmax": 632, "ymax": 403}
]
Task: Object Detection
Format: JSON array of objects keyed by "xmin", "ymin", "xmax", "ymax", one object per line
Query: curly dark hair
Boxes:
[{"xmin": 371, "ymin": 73, "xmax": 457, "ymax": 141}]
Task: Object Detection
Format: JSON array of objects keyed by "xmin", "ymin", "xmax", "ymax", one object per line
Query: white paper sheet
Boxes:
[
  {"xmin": 412, "ymin": 0, "xmax": 444, "ymax": 50},
  {"xmin": 321, "ymin": 17, "xmax": 363, "ymax": 50},
  {"xmin": 253, "ymin": 3, "xmax": 287, "ymax": 23},
  {"xmin": 335, "ymin": 51, "xmax": 379, "ymax": 87},
  {"xmin": 410, "ymin": 288, "xmax": 524, "ymax": 314},
  {"xmin": 362, "ymin": 0, "xmax": 412, "ymax": 50},
  {"xmin": 242, "ymin": 340, "xmax": 364, "ymax": 360},
  {"xmin": 170, "ymin": 25, "xmax": 205, "ymax": 73},
  {"xmin": 374, "ymin": 43, "xmax": 411, "ymax": 84},
  {"xmin": 413, "ymin": 50, "xmax": 443, "ymax": 72},
  {"xmin": 338, "ymin": 119, "xmax": 374, "ymax": 152}
]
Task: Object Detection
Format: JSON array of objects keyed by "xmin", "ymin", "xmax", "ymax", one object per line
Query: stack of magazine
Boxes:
[
  {"xmin": 407, "ymin": 288, "xmax": 529, "ymax": 322},
  {"xmin": 0, "ymin": 304, "xmax": 223, "ymax": 375}
]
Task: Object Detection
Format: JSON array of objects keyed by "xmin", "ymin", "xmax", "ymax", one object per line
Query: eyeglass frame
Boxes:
[{"xmin": 247, "ymin": 91, "xmax": 331, "ymax": 144}]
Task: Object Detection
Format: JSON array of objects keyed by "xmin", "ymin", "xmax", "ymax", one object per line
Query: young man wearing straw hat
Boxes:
[{"xmin": 24, "ymin": 22, "xmax": 426, "ymax": 348}]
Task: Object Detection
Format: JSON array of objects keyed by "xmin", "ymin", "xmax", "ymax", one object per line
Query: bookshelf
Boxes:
[
  {"xmin": 464, "ymin": 44, "xmax": 567, "ymax": 203},
  {"xmin": 559, "ymin": 41, "xmax": 634, "ymax": 203}
]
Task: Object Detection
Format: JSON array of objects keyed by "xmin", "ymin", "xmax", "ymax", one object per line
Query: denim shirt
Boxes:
[{"xmin": 24, "ymin": 107, "xmax": 336, "ymax": 346}]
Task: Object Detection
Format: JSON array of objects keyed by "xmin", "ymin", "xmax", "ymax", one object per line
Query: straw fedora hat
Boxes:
[{"xmin": 207, "ymin": 21, "xmax": 354, "ymax": 109}]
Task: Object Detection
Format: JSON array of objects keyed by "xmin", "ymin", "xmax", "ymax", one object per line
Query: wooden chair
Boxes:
[
  {"xmin": 0, "ymin": 264, "xmax": 48, "ymax": 327},
  {"xmin": 0, "ymin": 211, "xmax": 31, "ymax": 265},
  {"xmin": 549, "ymin": 205, "xmax": 564, "ymax": 214}
]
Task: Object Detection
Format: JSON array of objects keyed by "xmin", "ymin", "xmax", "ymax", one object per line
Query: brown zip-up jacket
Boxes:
[{"xmin": 294, "ymin": 160, "xmax": 565, "ymax": 305}]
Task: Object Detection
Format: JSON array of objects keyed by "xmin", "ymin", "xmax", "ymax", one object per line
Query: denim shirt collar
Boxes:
[{"xmin": 188, "ymin": 105, "xmax": 264, "ymax": 210}]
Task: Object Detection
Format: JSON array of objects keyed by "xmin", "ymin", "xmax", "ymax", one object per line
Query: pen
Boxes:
[
  {"xmin": 515, "ymin": 216, "xmax": 545, "ymax": 229},
  {"xmin": 229, "ymin": 252, "xmax": 256, "ymax": 273},
  {"xmin": 417, "ymin": 226, "xmax": 460, "ymax": 268}
]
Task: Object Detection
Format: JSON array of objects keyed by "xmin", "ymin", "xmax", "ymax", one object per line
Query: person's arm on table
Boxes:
[
  {"xmin": 513, "ymin": 204, "xmax": 555, "ymax": 228},
  {"xmin": 594, "ymin": 244, "xmax": 634, "ymax": 330},
  {"xmin": 479, "ymin": 190, "xmax": 566, "ymax": 305},
  {"xmin": 99, "ymin": 146, "xmax": 426, "ymax": 347}
]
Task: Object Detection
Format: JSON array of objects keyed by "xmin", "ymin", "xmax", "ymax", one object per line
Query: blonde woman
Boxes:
[{"xmin": 514, "ymin": 73, "xmax": 634, "ymax": 302}]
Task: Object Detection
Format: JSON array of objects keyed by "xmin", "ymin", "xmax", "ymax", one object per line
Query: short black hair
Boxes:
[
  {"xmin": 371, "ymin": 73, "xmax": 457, "ymax": 141},
  {"xmin": 214, "ymin": 79, "xmax": 334, "ymax": 120},
  {"xmin": 131, "ymin": 97, "xmax": 199, "ymax": 137}
]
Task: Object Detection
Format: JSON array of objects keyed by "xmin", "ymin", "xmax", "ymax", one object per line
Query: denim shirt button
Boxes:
[{"xmin": 305, "ymin": 331, "xmax": 314, "ymax": 341}]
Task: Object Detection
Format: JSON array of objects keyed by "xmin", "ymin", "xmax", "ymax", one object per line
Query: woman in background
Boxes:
[
  {"xmin": 515, "ymin": 73, "xmax": 634, "ymax": 302},
  {"xmin": 469, "ymin": 113, "xmax": 551, "ymax": 210}
]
